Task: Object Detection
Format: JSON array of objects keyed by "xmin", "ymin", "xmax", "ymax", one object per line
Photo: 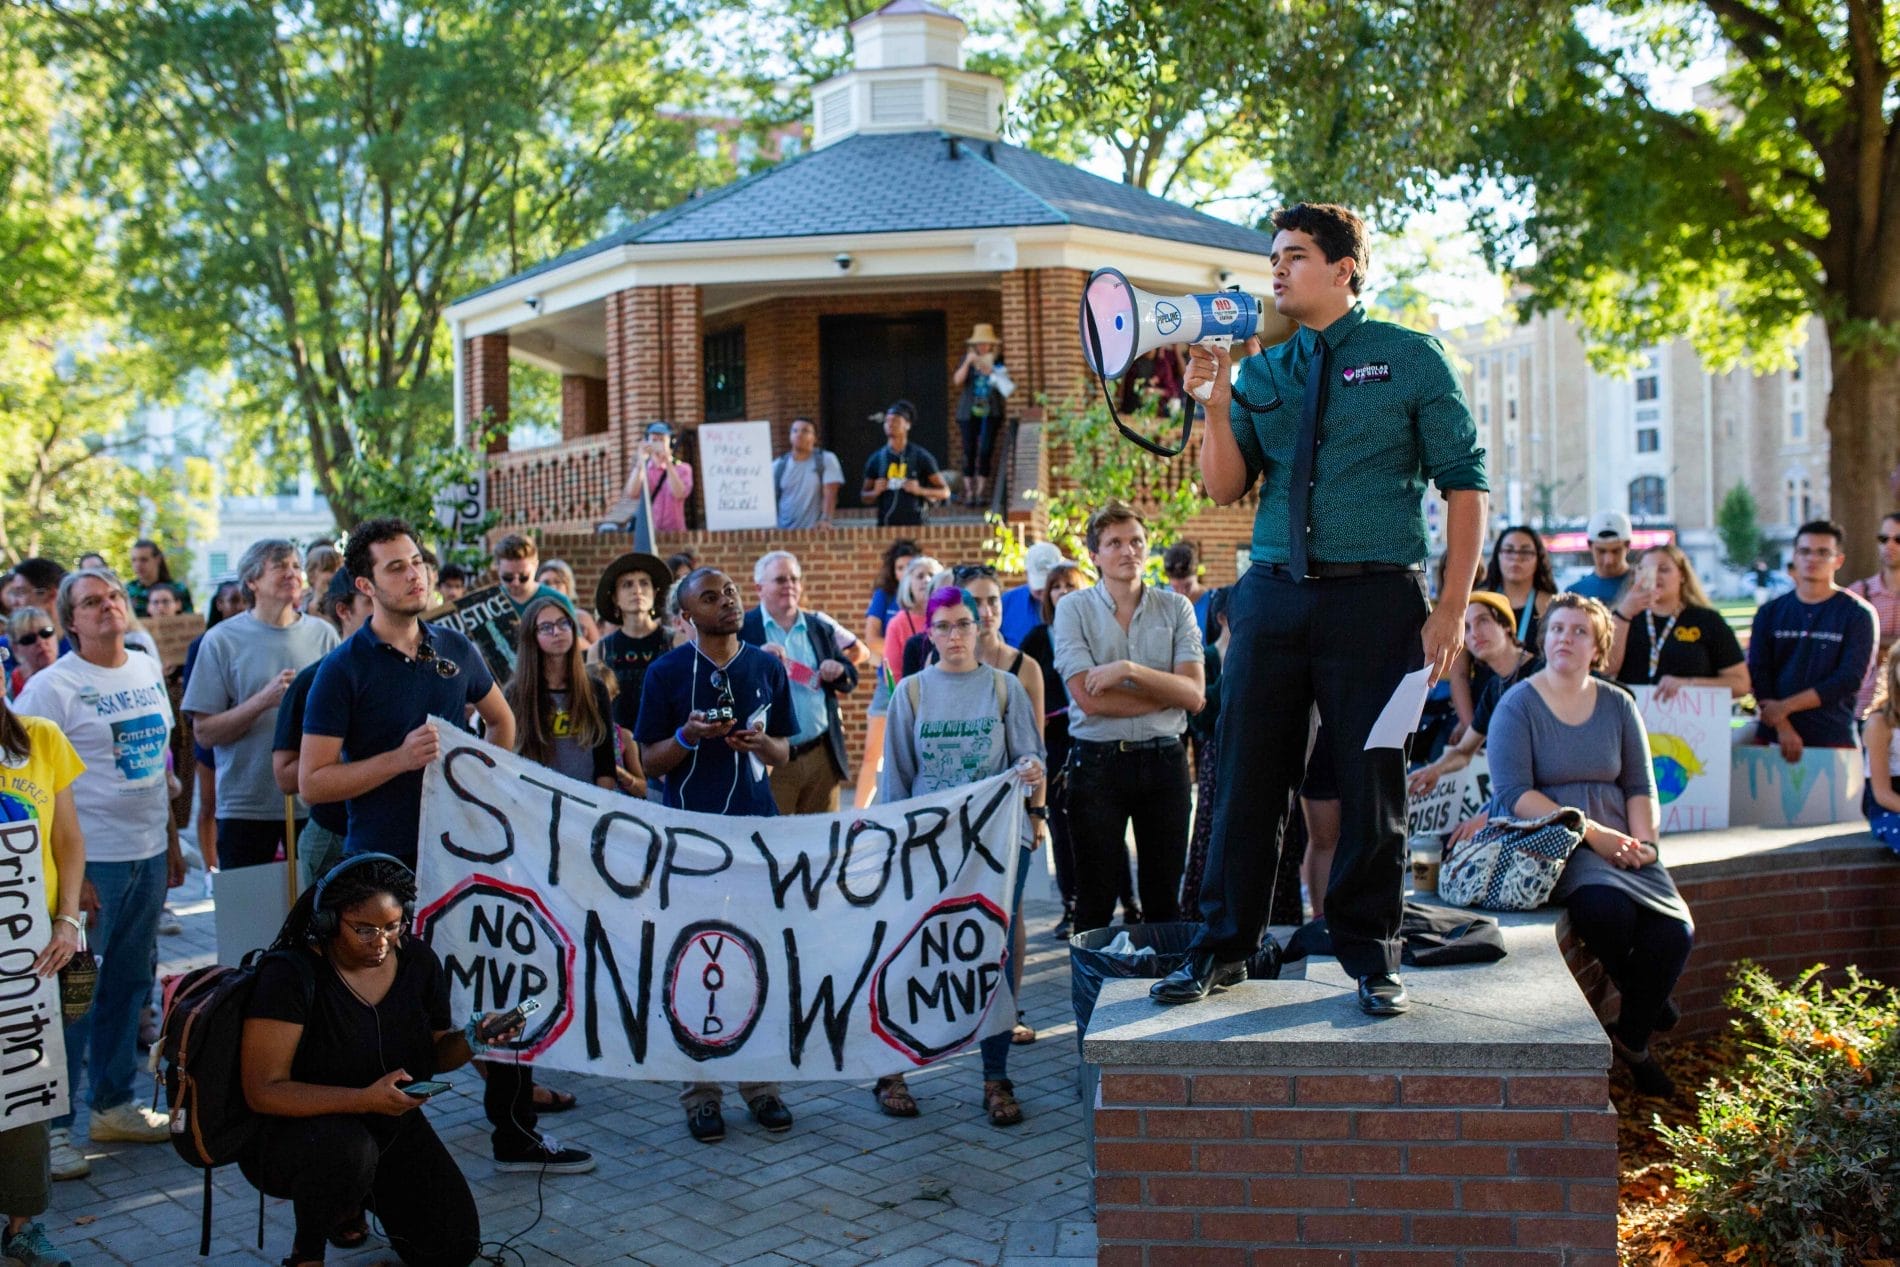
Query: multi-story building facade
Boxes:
[{"xmin": 1445, "ymin": 308, "xmax": 1832, "ymax": 592}]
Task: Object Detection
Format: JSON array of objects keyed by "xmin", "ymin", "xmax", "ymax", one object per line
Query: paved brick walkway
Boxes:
[{"xmin": 42, "ymin": 888, "xmax": 1097, "ymax": 1266}]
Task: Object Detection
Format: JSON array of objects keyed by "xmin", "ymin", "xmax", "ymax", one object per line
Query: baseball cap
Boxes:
[
  {"xmin": 645, "ymin": 421, "xmax": 673, "ymax": 437},
  {"xmin": 1586, "ymin": 509, "xmax": 1632, "ymax": 542},
  {"xmin": 1025, "ymin": 542, "xmax": 1064, "ymax": 590}
]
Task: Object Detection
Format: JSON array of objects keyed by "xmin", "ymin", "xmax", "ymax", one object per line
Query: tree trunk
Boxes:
[{"xmin": 1822, "ymin": 336, "xmax": 1900, "ymax": 579}]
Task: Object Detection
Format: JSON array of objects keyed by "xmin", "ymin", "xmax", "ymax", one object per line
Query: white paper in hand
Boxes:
[{"xmin": 1363, "ymin": 666, "xmax": 1434, "ymax": 750}]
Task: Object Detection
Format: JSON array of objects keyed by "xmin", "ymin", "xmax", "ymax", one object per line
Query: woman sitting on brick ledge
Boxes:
[
  {"xmin": 1864, "ymin": 642, "xmax": 1900, "ymax": 852},
  {"xmin": 1485, "ymin": 593, "xmax": 1696, "ymax": 1098}
]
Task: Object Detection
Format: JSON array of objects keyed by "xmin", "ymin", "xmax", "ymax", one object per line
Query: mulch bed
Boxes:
[{"xmin": 1612, "ymin": 1032, "xmax": 1748, "ymax": 1267}]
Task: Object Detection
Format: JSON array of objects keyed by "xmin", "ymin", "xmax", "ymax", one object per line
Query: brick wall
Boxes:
[
  {"xmin": 560, "ymin": 374, "xmax": 609, "ymax": 442},
  {"xmin": 532, "ymin": 523, "xmax": 1001, "ymax": 762},
  {"xmin": 465, "ymin": 333, "xmax": 511, "ymax": 454},
  {"xmin": 1562, "ymin": 853, "xmax": 1900, "ymax": 1040},
  {"xmin": 1095, "ymin": 1068, "xmax": 1618, "ymax": 1267},
  {"xmin": 705, "ymin": 288, "xmax": 1003, "ymax": 474}
]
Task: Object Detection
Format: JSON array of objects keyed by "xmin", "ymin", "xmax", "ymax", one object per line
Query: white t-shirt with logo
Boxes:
[{"xmin": 16, "ymin": 650, "xmax": 174, "ymax": 862}]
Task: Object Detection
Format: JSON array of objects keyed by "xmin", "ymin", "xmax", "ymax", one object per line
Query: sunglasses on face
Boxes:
[
  {"xmin": 13, "ymin": 628, "xmax": 55, "ymax": 647},
  {"xmin": 951, "ymin": 564, "xmax": 997, "ymax": 582},
  {"xmin": 499, "ymin": 571, "xmax": 534, "ymax": 584},
  {"xmin": 1878, "ymin": 535, "xmax": 1900, "ymax": 545}
]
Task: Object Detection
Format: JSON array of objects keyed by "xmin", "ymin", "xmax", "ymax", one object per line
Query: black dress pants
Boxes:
[
  {"xmin": 241, "ymin": 1112, "xmax": 479, "ymax": 1267},
  {"xmin": 1067, "ymin": 739, "xmax": 1192, "ymax": 933},
  {"xmin": 480, "ymin": 1058, "xmax": 539, "ymax": 1154},
  {"xmin": 1193, "ymin": 566, "xmax": 1428, "ymax": 977}
]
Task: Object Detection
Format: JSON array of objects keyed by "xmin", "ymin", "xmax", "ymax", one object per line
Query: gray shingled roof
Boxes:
[{"xmin": 458, "ymin": 131, "xmax": 1274, "ymax": 303}]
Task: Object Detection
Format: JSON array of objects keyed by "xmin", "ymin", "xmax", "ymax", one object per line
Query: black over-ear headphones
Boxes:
[{"xmin": 307, "ymin": 852, "xmax": 418, "ymax": 942}]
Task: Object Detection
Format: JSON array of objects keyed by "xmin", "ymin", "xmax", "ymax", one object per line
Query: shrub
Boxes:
[{"xmin": 1658, "ymin": 963, "xmax": 1900, "ymax": 1266}]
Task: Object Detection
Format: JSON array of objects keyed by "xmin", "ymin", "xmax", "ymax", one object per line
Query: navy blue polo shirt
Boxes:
[
  {"xmin": 303, "ymin": 619, "xmax": 495, "ymax": 863},
  {"xmin": 633, "ymin": 642, "xmax": 795, "ymax": 817}
]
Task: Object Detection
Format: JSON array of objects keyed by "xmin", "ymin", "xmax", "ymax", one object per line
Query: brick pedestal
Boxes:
[
  {"xmin": 1095, "ymin": 1068, "xmax": 1616, "ymax": 1267},
  {"xmin": 1085, "ymin": 909, "xmax": 1617, "ymax": 1266}
]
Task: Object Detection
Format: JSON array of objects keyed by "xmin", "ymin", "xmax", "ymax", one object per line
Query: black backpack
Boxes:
[{"xmin": 155, "ymin": 947, "xmax": 313, "ymax": 1254}]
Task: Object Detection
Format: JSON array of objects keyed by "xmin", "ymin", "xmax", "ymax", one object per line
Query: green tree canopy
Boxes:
[{"xmin": 39, "ymin": 0, "xmax": 715, "ymax": 528}]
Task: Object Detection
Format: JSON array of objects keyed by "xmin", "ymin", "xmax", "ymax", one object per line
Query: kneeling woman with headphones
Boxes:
[{"xmin": 240, "ymin": 854, "xmax": 515, "ymax": 1267}]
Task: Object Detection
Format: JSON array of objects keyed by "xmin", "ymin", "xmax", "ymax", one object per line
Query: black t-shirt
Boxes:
[
  {"xmin": 862, "ymin": 444, "xmax": 942, "ymax": 526},
  {"xmin": 246, "ymin": 943, "xmax": 449, "ymax": 1090},
  {"xmin": 1472, "ymin": 656, "xmax": 1539, "ymax": 736},
  {"xmin": 273, "ymin": 661, "xmax": 347, "ymax": 835},
  {"xmin": 1617, "ymin": 604, "xmax": 1744, "ymax": 686},
  {"xmin": 596, "ymin": 628, "xmax": 673, "ymax": 731}
]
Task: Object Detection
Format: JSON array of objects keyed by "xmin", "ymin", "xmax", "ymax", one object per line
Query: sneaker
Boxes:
[
  {"xmin": 158, "ymin": 906, "xmax": 183, "ymax": 935},
  {"xmin": 746, "ymin": 1094, "xmax": 794, "ymax": 1134},
  {"xmin": 686, "ymin": 1100, "xmax": 725, "ymax": 1144},
  {"xmin": 3, "ymin": 1219, "xmax": 73, "ymax": 1267},
  {"xmin": 47, "ymin": 1128, "xmax": 89, "ymax": 1180},
  {"xmin": 492, "ymin": 1134, "xmax": 595, "ymax": 1174},
  {"xmin": 87, "ymin": 1101, "xmax": 170, "ymax": 1143}
]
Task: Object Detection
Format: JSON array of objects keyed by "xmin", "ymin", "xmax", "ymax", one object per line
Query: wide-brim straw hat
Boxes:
[{"xmin": 966, "ymin": 323, "xmax": 1000, "ymax": 346}]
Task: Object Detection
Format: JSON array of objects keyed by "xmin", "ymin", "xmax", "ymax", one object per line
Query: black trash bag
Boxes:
[
  {"xmin": 1281, "ymin": 901, "xmax": 1506, "ymax": 968},
  {"xmin": 1069, "ymin": 922, "xmax": 1281, "ymax": 1052}
]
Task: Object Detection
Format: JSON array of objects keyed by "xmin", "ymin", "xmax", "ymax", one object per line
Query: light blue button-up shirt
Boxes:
[{"xmin": 762, "ymin": 611, "xmax": 829, "ymax": 745}]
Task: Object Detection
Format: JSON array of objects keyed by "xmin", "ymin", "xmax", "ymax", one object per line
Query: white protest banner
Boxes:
[
  {"xmin": 1406, "ymin": 756, "xmax": 1491, "ymax": 841},
  {"xmin": 0, "ymin": 822, "xmax": 69, "ymax": 1128},
  {"xmin": 1630, "ymin": 685, "xmax": 1730, "ymax": 832},
  {"xmin": 698, "ymin": 420, "xmax": 778, "ymax": 531},
  {"xmin": 415, "ymin": 724, "xmax": 1025, "ymax": 1083}
]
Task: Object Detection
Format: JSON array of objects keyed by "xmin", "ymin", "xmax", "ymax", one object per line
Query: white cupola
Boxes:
[{"xmin": 810, "ymin": 0, "xmax": 1004, "ymax": 149}]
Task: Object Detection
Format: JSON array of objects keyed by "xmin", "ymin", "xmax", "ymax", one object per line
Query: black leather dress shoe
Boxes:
[
  {"xmin": 1356, "ymin": 972, "xmax": 1410, "ymax": 1016},
  {"xmin": 1150, "ymin": 952, "xmax": 1248, "ymax": 1005}
]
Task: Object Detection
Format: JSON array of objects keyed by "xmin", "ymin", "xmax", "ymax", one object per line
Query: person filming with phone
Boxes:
[{"xmin": 239, "ymin": 854, "xmax": 522, "ymax": 1267}]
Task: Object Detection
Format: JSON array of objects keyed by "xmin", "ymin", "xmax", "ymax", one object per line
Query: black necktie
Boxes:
[{"xmin": 1288, "ymin": 334, "xmax": 1330, "ymax": 579}]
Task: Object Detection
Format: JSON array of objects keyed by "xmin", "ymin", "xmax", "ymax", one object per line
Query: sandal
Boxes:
[
  {"xmin": 531, "ymin": 1085, "xmax": 578, "ymax": 1113},
  {"xmin": 874, "ymin": 1075, "xmax": 920, "ymax": 1118},
  {"xmin": 1011, "ymin": 1020, "xmax": 1037, "ymax": 1045},
  {"xmin": 327, "ymin": 1209, "xmax": 369, "ymax": 1249},
  {"xmin": 983, "ymin": 1078, "xmax": 1024, "ymax": 1126}
]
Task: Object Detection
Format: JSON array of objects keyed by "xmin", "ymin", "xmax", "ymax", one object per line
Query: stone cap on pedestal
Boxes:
[{"xmin": 1083, "ymin": 903, "xmax": 1610, "ymax": 1071}]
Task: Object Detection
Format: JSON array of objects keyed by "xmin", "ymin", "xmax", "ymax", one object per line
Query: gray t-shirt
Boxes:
[
  {"xmin": 879, "ymin": 664, "xmax": 1044, "ymax": 800},
  {"xmin": 182, "ymin": 610, "xmax": 339, "ymax": 818},
  {"xmin": 1050, "ymin": 583, "xmax": 1203, "ymax": 743},
  {"xmin": 774, "ymin": 450, "xmax": 845, "ymax": 531}
]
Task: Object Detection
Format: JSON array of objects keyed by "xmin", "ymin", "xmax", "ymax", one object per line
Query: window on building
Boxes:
[
  {"xmin": 1477, "ymin": 358, "xmax": 1488, "ymax": 379},
  {"xmin": 695, "ymin": 127, "xmax": 721, "ymax": 160},
  {"xmin": 703, "ymin": 328, "xmax": 746, "ymax": 422},
  {"xmin": 1789, "ymin": 409, "xmax": 1805, "ymax": 440},
  {"xmin": 1629, "ymin": 475, "xmax": 1667, "ymax": 518},
  {"xmin": 1507, "ymin": 398, "xmax": 1518, "ymax": 420},
  {"xmin": 208, "ymin": 551, "xmax": 229, "ymax": 579},
  {"xmin": 1791, "ymin": 352, "xmax": 1804, "ymax": 382},
  {"xmin": 1635, "ymin": 374, "xmax": 1659, "ymax": 402},
  {"xmin": 1636, "ymin": 428, "xmax": 1660, "ymax": 453},
  {"xmin": 779, "ymin": 133, "xmax": 804, "ymax": 159}
]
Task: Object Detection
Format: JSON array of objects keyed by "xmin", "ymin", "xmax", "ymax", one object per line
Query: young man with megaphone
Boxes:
[{"xmin": 1148, "ymin": 202, "xmax": 1488, "ymax": 1018}]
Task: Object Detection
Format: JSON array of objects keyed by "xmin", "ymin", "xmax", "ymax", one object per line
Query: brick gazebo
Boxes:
[{"xmin": 446, "ymin": 0, "xmax": 1279, "ymax": 536}]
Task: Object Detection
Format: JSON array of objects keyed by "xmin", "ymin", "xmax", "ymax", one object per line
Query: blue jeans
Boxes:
[{"xmin": 57, "ymin": 853, "xmax": 167, "ymax": 1124}]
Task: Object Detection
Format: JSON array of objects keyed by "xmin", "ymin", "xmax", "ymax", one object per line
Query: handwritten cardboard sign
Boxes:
[
  {"xmin": 0, "ymin": 822, "xmax": 69, "ymax": 1128},
  {"xmin": 416, "ymin": 725, "xmax": 1025, "ymax": 1081},
  {"xmin": 698, "ymin": 421, "xmax": 778, "ymax": 532}
]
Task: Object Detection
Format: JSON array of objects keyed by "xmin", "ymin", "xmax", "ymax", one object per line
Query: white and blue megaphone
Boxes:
[{"xmin": 1080, "ymin": 268, "xmax": 1265, "ymax": 403}]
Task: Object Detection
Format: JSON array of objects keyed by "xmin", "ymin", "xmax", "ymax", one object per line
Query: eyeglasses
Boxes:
[
  {"xmin": 499, "ymin": 571, "xmax": 534, "ymax": 584},
  {"xmin": 1497, "ymin": 546, "xmax": 1539, "ymax": 558},
  {"xmin": 415, "ymin": 641, "xmax": 460, "ymax": 679},
  {"xmin": 1878, "ymin": 535, "xmax": 1899, "ymax": 545},
  {"xmin": 346, "ymin": 919, "xmax": 406, "ymax": 944},
  {"xmin": 535, "ymin": 618, "xmax": 575, "ymax": 637},
  {"xmin": 14, "ymin": 628, "xmax": 55, "ymax": 647},
  {"xmin": 1793, "ymin": 547, "xmax": 1838, "ymax": 560},
  {"xmin": 930, "ymin": 618, "xmax": 978, "ymax": 637},
  {"xmin": 952, "ymin": 564, "xmax": 997, "ymax": 582}
]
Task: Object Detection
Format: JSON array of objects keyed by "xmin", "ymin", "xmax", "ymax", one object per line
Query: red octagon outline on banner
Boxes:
[
  {"xmin": 868, "ymin": 892, "xmax": 1010, "ymax": 1066},
  {"xmin": 416, "ymin": 873, "xmax": 578, "ymax": 1061}
]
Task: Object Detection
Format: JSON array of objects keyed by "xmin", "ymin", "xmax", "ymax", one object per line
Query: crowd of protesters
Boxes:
[{"xmin": 3, "ymin": 487, "xmax": 1897, "ymax": 1267}]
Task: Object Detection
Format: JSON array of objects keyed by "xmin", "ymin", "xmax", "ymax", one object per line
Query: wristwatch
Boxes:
[{"xmin": 1026, "ymin": 806, "xmax": 1050, "ymax": 822}]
